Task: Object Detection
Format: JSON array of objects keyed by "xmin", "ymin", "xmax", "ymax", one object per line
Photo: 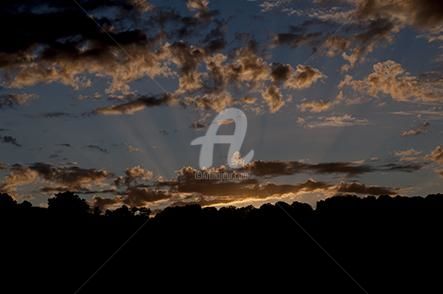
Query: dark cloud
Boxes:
[
  {"xmin": 240, "ymin": 160, "xmax": 423, "ymax": 178},
  {"xmin": 1, "ymin": 161, "xmax": 403, "ymax": 209},
  {"xmin": 124, "ymin": 187, "xmax": 171, "ymax": 207},
  {"xmin": 0, "ymin": 0, "xmax": 151, "ymax": 54},
  {"xmin": 336, "ymin": 182, "xmax": 397, "ymax": 195},
  {"xmin": 379, "ymin": 163, "xmax": 424, "ymax": 172},
  {"xmin": 0, "ymin": 0, "xmax": 168, "ymax": 94},
  {"xmin": 0, "ymin": 0, "xmax": 222, "ymax": 97},
  {"xmin": 92, "ymin": 196, "xmax": 121, "ymax": 211},
  {"xmin": 30, "ymin": 163, "xmax": 110, "ymax": 189},
  {"xmin": 271, "ymin": 63, "xmax": 291, "ymax": 83},
  {"xmin": 41, "ymin": 112, "xmax": 74, "ymax": 118},
  {"xmin": 86, "ymin": 145, "xmax": 108, "ymax": 154},
  {"xmin": 0, "ymin": 135, "xmax": 21, "ymax": 147},
  {"xmin": 272, "ymin": 32, "xmax": 322, "ymax": 48},
  {"xmin": 179, "ymin": 179, "xmax": 331, "ymax": 198},
  {"xmin": 356, "ymin": 0, "xmax": 443, "ymax": 30},
  {"xmin": 92, "ymin": 188, "xmax": 170, "ymax": 210},
  {"xmin": 241, "ymin": 160, "xmax": 374, "ymax": 177},
  {"xmin": 40, "ymin": 186, "xmax": 115, "ymax": 195},
  {"xmin": 0, "ymin": 0, "xmax": 329, "ymax": 114},
  {"xmin": 93, "ymin": 94, "xmax": 175, "ymax": 115}
]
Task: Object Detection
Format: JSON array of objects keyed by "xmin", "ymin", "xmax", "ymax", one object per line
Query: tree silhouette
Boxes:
[
  {"xmin": 47, "ymin": 191, "xmax": 90, "ymax": 215},
  {"xmin": 1, "ymin": 193, "xmax": 443, "ymax": 293},
  {"xmin": 0, "ymin": 193, "xmax": 17, "ymax": 209},
  {"xmin": 105, "ymin": 205, "xmax": 133, "ymax": 217}
]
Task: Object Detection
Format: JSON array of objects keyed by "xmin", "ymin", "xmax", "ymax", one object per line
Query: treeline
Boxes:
[
  {"xmin": 3, "ymin": 191, "xmax": 443, "ymax": 217},
  {"xmin": 1, "ymin": 192, "xmax": 443, "ymax": 293},
  {"xmin": 0, "ymin": 191, "xmax": 151, "ymax": 217}
]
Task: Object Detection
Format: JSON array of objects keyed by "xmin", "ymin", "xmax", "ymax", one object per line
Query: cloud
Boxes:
[
  {"xmin": 268, "ymin": 0, "xmax": 443, "ymax": 70},
  {"xmin": 115, "ymin": 166, "xmax": 154, "ymax": 188},
  {"xmin": 129, "ymin": 0, "xmax": 153, "ymax": 12},
  {"xmin": 127, "ymin": 145, "xmax": 142, "ymax": 153},
  {"xmin": 272, "ymin": 32, "xmax": 322, "ymax": 48},
  {"xmin": 424, "ymin": 146, "xmax": 443, "ymax": 177},
  {"xmin": 297, "ymin": 114, "xmax": 369, "ymax": 128},
  {"xmin": 239, "ymin": 159, "xmax": 422, "ymax": 178},
  {"xmin": 0, "ymin": 93, "xmax": 35, "ymax": 109},
  {"xmin": 179, "ymin": 46, "xmax": 324, "ymax": 113},
  {"xmin": 270, "ymin": 63, "xmax": 325, "ymax": 90},
  {"xmin": 1, "ymin": 161, "xmax": 408, "ymax": 210},
  {"xmin": 355, "ymin": 0, "xmax": 443, "ymax": 31},
  {"xmin": 391, "ymin": 109, "xmax": 443, "ymax": 120},
  {"xmin": 286, "ymin": 65, "xmax": 325, "ymax": 89},
  {"xmin": 268, "ymin": 3, "xmax": 398, "ymax": 70},
  {"xmin": 426, "ymin": 146, "xmax": 443, "ymax": 164},
  {"xmin": 339, "ymin": 61, "xmax": 443, "ymax": 103},
  {"xmin": 187, "ymin": 0, "xmax": 209, "ymax": 12},
  {"xmin": 395, "ymin": 149, "xmax": 422, "ymax": 161},
  {"xmin": 271, "ymin": 63, "xmax": 291, "ymax": 82},
  {"xmin": 0, "ymin": 1, "xmax": 177, "ymax": 94},
  {"xmin": 0, "ymin": 1, "xmax": 329, "ymax": 114},
  {"xmin": 0, "ymin": 135, "xmax": 21, "ymax": 147},
  {"xmin": 340, "ymin": 19, "xmax": 397, "ymax": 72},
  {"xmin": 184, "ymin": 90, "xmax": 233, "ymax": 112},
  {"xmin": 86, "ymin": 145, "xmax": 108, "ymax": 154},
  {"xmin": 298, "ymin": 99, "xmax": 335, "ymax": 113},
  {"xmin": 0, "ymin": 1, "xmax": 220, "ymax": 98},
  {"xmin": 124, "ymin": 188, "xmax": 172, "ymax": 207},
  {"xmin": 94, "ymin": 95, "xmax": 175, "ymax": 115},
  {"xmin": 380, "ymin": 163, "xmax": 422, "ymax": 174},
  {"xmin": 401, "ymin": 122, "xmax": 430, "ymax": 136},
  {"xmin": 262, "ymin": 85, "xmax": 284, "ymax": 113},
  {"xmin": 0, "ymin": 167, "xmax": 39, "ymax": 194},
  {"xmin": 335, "ymin": 182, "xmax": 397, "ymax": 195},
  {"xmin": 41, "ymin": 112, "xmax": 74, "ymax": 118},
  {"xmin": 178, "ymin": 178, "xmax": 332, "ymax": 198},
  {"xmin": 0, "ymin": 163, "xmax": 111, "ymax": 195}
]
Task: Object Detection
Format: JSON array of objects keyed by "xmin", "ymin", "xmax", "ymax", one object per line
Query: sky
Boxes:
[{"xmin": 1, "ymin": 0, "xmax": 443, "ymax": 211}]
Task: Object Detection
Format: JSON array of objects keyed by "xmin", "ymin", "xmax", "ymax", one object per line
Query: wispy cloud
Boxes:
[{"xmin": 297, "ymin": 114, "xmax": 369, "ymax": 128}]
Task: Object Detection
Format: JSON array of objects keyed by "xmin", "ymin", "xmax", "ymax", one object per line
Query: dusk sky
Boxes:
[{"xmin": 1, "ymin": 0, "xmax": 443, "ymax": 210}]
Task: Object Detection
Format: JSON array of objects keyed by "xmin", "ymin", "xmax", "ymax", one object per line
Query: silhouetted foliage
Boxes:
[
  {"xmin": 1, "ymin": 192, "xmax": 443, "ymax": 292},
  {"xmin": 105, "ymin": 205, "xmax": 132, "ymax": 217},
  {"xmin": 0, "ymin": 193, "xmax": 16, "ymax": 209},
  {"xmin": 18, "ymin": 200, "xmax": 32, "ymax": 209},
  {"xmin": 47, "ymin": 191, "xmax": 90, "ymax": 215}
]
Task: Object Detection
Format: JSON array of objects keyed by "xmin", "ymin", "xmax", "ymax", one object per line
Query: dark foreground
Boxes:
[{"xmin": 1, "ymin": 192, "xmax": 443, "ymax": 293}]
